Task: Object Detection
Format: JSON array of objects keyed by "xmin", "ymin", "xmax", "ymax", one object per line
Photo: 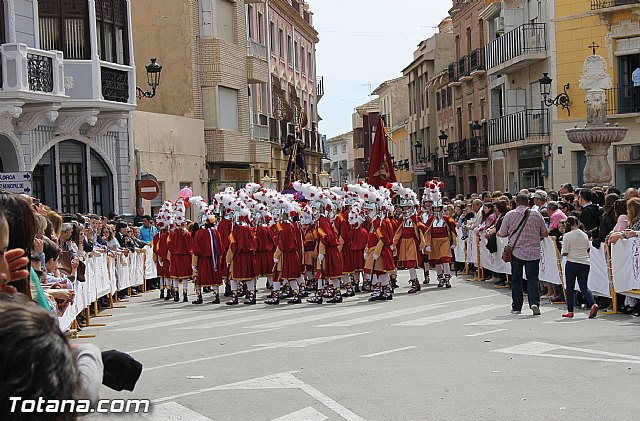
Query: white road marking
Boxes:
[
  {"xmin": 126, "ymin": 328, "xmax": 280, "ymax": 354},
  {"xmin": 145, "ymin": 332, "xmax": 370, "ymax": 372},
  {"xmin": 179, "ymin": 306, "xmax": 323, "ymax": 330},
  {"xmin": 392, "ymin": 304, "xmax": 506, "ymax": 326},
  {"xmin": 253, "ymin": 332, "xmax": 369, "ymax": 348},
  {"xmin": 360, "ymin": 346, "xmax": 417, "ymax": 358},
  {"xmin": 153, "ymin": 371, "xmax": 366, "ymax": 421},
  {"xmin": 318, "ymin": 294, "xmax": 502, "ymax": 327},
  {"xmin": 107, "ymin": 310, "xmax": 196, "ymax": 326},
  {"xmin": 143, "ymin": 401, "xmax": 213, "ymax": 421},
  {"xmin": 270, "ymin": 407, "xmax": 328, "ymax": 421},
  {"xmin": 113, "ymin": 309, "xmax": 258, "ymax": 332},
  {"xmin": 465, "ymin": 328, "xmax": 507, "ymax": 337},
  {"xmin": 493, "ymin": 341, "xmax": 640, "ymax": 364},
  {"xmin": 248, "ymin": 306, "xmax": 376, "ymax": 329},
  {"xmin": 465, "ymin": 318, "xmax": 512, "ymax": 326},
  {"xmin": 316, "ymin": 303, "xmax": 447, "ymax": 327}
]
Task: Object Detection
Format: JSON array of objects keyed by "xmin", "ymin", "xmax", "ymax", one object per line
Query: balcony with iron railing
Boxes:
[
  {"xmin": 458, "ymin": 55, "xmax": 471, "ymax": 81},
  {"xmin": 487, "ymin": 108, "xmax": 550, "ymax": 146},
  {"xmin": 484, "ymin": 23, "xmax": 547, "ymax": 76},
  {"xmin": 447, "ymin": 137, "xmax": 488, "ymax": 163},
  {"xmin": 0, "ymin": 43, "xmax": 65, "ymax": 100},
  {"xmin": 469, "ymin": 48, "xmax": 485, "ymax": 74},
  {"xmin": 448, "ymin": 62, "xmax": 460, "ymax": 87},
  {"xmin": 591, "ymin": 0, "xmax": 640, "ymax": 10},
  {"xmin": 605, "ymin": 84, "xmax": 640, "ymax": 116}
]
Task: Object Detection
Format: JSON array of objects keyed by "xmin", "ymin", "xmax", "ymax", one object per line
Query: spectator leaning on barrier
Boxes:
[
  {"xmin": 613, "ymin": 199, "xmax": 628, "ymax": 232},
  {"xmin": 498, "ymin": 193, "xmax": 548, "ymax": 316},
  {"xmin": 592, "ymin": 193, "xmax": 619, "ymax": 249},
  {"xmin": 609, "ymin": 197, "xmax": 640, "ymax": 244}
]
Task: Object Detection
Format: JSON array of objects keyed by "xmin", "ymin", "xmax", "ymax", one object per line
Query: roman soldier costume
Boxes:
[
  {"xmin": 189, "ymin": 197, "xmax": 223, "ymax": 305},
  {"xmin": 423, "ymin": 181, "xmax": 457, "ymax": 288},
  {"xmin": 225, "ymin": 201, "xmax": 258, "ymax": 305},
  {"xmin": 167, "ymin": 199, "xmax": 193, "ymax": 302},
  {"xmin": 391, "ymin": 183, "xmax": 426, "ymax": 293}
]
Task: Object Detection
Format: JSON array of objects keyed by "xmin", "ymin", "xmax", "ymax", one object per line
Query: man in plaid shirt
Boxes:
[{"xmin": 498, "ymin": 193, "xmax": 548, "ymax": 316}]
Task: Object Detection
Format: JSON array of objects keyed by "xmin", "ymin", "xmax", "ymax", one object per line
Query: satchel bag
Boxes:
[{"xmin": 502, "ymin": 210, "xmax": 530, "ymax": 263}]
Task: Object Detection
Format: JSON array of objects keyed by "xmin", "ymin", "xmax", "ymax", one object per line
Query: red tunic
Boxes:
[
  {"xmin": 426, "ymin": 216, "xmax": 456, "ymax": 265},
  {"xmin": 153, "ymin": 231, "xmax": 170, "ymax": 278},
  {"xmin": 227, "ymin": 224, "xmax": 257, "ymax": 281},
  {"xmin": 394, "ymin": 215, "xmax": 423, "ymax": 269},
  {"xmin": 316, "ymin": 216, "xmax": 342, "ymax": 278},
  {"xmin": 349, "ymin": 226, "xmax": 368, "ymax": 271},
  {"xmin": 255, "ymin": 225, "xmax": 275, "ymax": 277},
  {"xmin": 193, "ymin": 227, "xmax": 223, "ymax": 286},
  {"xmin": 218, "ymin": 219, "xmax": 233, "ymax": 277},
  {"xmin": 336, "ymin": 213, "xmax": 354, "ymax": 274},
  {"xmin": 364, "ymin": 218, "xmax": 396, "ymax": 275},
  {"xmin": 168, "ymin": 229, "xmax": 193, "ymax": 279},
  {"xmin": 274, "ymin": 221, "xmax": 302, "ymax": 281}
]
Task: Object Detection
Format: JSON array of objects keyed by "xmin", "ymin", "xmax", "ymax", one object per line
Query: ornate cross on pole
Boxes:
[{"xmin": 588, "ymin": 42, "xmax": 599, "ymax": 55}]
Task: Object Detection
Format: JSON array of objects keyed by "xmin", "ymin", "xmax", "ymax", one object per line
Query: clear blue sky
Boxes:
[{"xmin": 313, "ymin": 0, "xmax": 452, "ymax": 138}]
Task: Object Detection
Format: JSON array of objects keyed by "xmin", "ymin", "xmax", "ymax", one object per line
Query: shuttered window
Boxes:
[{"xmin": 38, "ymin": 0, "xmax": 90, "ymax": 59}]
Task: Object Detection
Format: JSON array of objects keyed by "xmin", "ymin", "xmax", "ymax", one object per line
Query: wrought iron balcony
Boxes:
[
  {"xmin": 458, "ymin": 55, "xmax": 470, "ymax": 79},
  {"xmin": 469, "ymin": 136, "xmax": 488, "ymax": 158},
  {"xmin": 101, "ymin": 66, "xmax": 129, "ymax": 103},
  {"xmin": 606, "ymin": 84, "xmax": 640, "ymax": 115},
  {"xmin": 592, "ymin": 0, "xmax": 640, "ymax": 9},
  {"xmin": 470, "ymin": 48, "xmax": 485, "ymax": 73},
  {"xmin": 448, "ymin": 62, "xmax": 459, "ymax": 84},
  {"xmin": 487, "ymin": 109, "xmax": 550, "ymax": 146},
  {"xmin": 0, "ymin": 43, "xmax": 65, "ymax": 98},
  {"xmin": 484, "ymin": 23, "xmax": 547, "ymax": 75}
]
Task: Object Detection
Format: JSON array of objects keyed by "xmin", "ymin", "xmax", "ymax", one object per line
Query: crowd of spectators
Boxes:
[
  {"xmin": 440, "ymin": 184, "xmax": 640, "ymax": 316},
  {"xmin": 0, "ymin": 191, "xmax": 144, "ymax": 419}
]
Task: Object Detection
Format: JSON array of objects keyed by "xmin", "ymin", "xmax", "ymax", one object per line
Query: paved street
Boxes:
[{"xmin": 86, "ymin": 271, "xmax": 640, "ymax": 421}]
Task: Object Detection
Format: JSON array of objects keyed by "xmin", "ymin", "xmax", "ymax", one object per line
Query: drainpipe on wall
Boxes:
[{"xmin": 134, "ymin": 147, "xmax": 141, "ymax": 210}]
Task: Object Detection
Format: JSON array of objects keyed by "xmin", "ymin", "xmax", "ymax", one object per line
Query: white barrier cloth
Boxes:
[
  {"xmin": 612, "ymin": 238, "xmax": 640, "ymax": 293},
  {"xmin": 539, "ymin": 237, "xmax": 562, "ymax": 285},
  {"xmin": 587, "ymin": 245, "xmax": 611, "ymax": 298}
]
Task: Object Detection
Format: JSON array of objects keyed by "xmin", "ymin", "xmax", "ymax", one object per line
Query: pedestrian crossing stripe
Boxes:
[{"xmin": 392, "ymin": 304, "xmax": 506, "ymax": 326}]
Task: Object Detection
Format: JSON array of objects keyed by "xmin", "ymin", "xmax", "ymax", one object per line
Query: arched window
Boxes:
[
  {"xmin": 95, "ymin": 0, "xmax": 129, "ymax": 64},
  {"xmin": 38, "ymin": 0, "xmax": 90, "ymax": 59}
]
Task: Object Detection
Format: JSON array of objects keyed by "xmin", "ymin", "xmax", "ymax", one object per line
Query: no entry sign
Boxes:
[{"xmin": 138, "ymin": 179, "xmax": 160, "ymax": 200}]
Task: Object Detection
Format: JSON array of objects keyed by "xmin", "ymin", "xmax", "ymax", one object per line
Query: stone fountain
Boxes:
[{"xmin": 565, "ymin": 54, "xmax": 628, "ymax": 187}]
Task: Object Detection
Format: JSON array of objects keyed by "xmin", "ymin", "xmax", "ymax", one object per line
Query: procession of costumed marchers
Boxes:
[{"xmin": 150, "ymin": 180, "xmax": 455, "ymax": 305}]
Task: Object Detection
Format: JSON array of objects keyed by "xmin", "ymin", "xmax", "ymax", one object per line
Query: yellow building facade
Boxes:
[{"xmin": 553, "ymin": 0, "xmax": 640, "ymax": 189}]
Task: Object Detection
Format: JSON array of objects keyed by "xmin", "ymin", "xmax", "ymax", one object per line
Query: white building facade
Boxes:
[{"xmin": 0, "ymin": 0, "xmax": 136, "ymax": 215}]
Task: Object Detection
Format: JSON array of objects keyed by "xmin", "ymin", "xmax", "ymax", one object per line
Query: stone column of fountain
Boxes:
[{"xmin": 565, "ymin": 54, "xmax": 628, "ymax": 187}]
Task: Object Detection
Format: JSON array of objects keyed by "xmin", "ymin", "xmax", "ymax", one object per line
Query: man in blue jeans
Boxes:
[{"xmin": 498, "ymin": 193, "xmax": 548, "ymax": 315}]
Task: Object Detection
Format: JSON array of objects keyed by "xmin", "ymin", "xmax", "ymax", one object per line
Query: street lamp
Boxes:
[
  {"xmin": 414, "ymin": 140, "xmax": 423, "ymax": 163},
  {"xmin": 137, "ymin": 58, "xmax": 163, "ymax": 99},
  {"xmin": 318, "ymin": 171, "xmax": 331, "ymax": 188},
  {"xmin": 261, "ymin": 175, "xmax": 274, "ymax": 190},
  {"xmin": 438, "ymin": 130, "xmax": 449, "ymax": 177},
  {"xmin": 538, "ymin": 72, "xmax": 571, "ymax": 116}
]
